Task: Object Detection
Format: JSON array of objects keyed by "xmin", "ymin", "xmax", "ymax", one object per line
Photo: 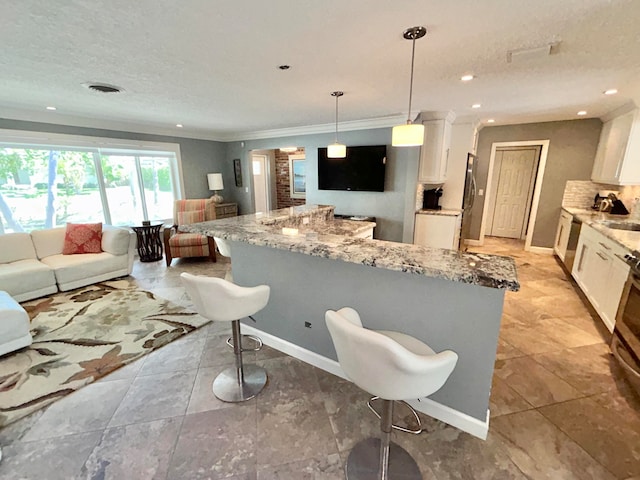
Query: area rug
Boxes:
[{"xmin": 0, "ymin": 279, "xmax": 209, "ymax": 427}]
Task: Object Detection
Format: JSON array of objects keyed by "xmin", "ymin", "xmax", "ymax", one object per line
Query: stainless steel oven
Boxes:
[{"xmin": 612, "ymin": 254, "xmax": 640, "ymax": 393}]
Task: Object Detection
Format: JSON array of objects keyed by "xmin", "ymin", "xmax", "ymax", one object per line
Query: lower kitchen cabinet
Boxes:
[
  {"xmin": 572, "ymin": 223, "xmax": 629, "ymax": 332},
  {"xmin": 413, "ymin": 212, "xmax": 462, "ymax": 250},
  {"xmin": 554, "ymin": 210, "xmax": 573, "ymax": 261}
]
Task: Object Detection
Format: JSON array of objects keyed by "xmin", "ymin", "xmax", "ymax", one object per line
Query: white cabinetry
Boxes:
[
  {"xmin": 418, "ymin": 113, "xmax": 454, "ymax": 184},
  {"xmin": 554, "ymin": 210, "xmax": 573, "ymax": 261},
  {"xmin": 572, "ymin": 224, "xmax": 629, "ymax": 332},
  {"xmin": 591, "ymin": 108, "xmax": 640, "ymax": 185},
  {"xmin": 413, "ymin": 213, "xmax": 462, "ymax": 250}
]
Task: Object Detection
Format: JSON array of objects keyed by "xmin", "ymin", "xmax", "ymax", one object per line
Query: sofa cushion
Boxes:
[
  {"xmin": 41, "ymin": 252, "xmax": 127, "ymax": 286},
  {"xmin": 63, "ymin": 223, "xmax": 103, "ymax": 254},
  {"xmin": 178, "ymin": 209, "xmax": 205, "ymax": 226},
  {"xmin": 168, "ymin": 233, "xmax": 208, "ymax": 248},
  {"xmin": 0, "ymin": 233, "xmax": 37, "ymax": 263},
  {"xmin": 31, "ymin": 227, "xmax": 66, "ymax": 259},
  {"xmin": 101, "ymin": 226, "xmax": 132, "ymax": 256},
  {"xmin": 0, "ymin": 259, "xmax": 57, "ymax": 301}
]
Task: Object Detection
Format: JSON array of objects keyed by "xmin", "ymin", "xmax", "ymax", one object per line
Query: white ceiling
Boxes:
[{"xmin": 2, "ymin": 0, "xmax": 639, "ymax": 141}]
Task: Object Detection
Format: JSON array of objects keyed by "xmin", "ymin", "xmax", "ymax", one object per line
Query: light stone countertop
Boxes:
[
  {"xmin": 416, "ymin": 209, "xmax": 462, "ymax": 216},
  {"xmin": 563, "ymin": 206, "xmax": 640, "ymax": 253},
  {"xmin": 183, "ymin": 204, "xmax": 519, "ymax": 291}
]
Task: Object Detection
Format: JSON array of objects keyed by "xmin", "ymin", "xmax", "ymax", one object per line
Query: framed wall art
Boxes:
[{"xmin": 233, "ymin": 158, "xmax": 243, "ymax": 187}]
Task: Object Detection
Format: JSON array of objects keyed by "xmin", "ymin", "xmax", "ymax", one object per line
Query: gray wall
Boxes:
[
  {"xmin": 0, "ymin": 118, "xmax": 227, "ymax": 200},
  {"xmin": 473, "ymin": 119, "xmax": 602, "ymax": 247},
  {"xmin": 225, "ymin": 128, "xmax": 420, "ymax": 242}
]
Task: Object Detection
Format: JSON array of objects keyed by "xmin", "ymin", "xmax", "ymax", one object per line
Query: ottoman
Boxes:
[{"xmin": 0, "ymin": 291, "xmax": 32, "ymax": 357}]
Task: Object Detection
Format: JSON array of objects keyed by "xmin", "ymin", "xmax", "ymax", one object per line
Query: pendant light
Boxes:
[
  {"xmin": 327, "ymin": 91, "xmax": 346, "ymax": 158},
  {"xmin": 392, "ymin": 26, "xmax": 426, "ymax": 147}
]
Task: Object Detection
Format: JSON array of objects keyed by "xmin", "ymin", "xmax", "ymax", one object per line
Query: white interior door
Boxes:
[
  {"xmin": 252, "ymin": 154, "xmax": 269, "ymax": 213},
  {"xmin": 490, "ymin": 148, "xmax": 538, "ymax": 238}
]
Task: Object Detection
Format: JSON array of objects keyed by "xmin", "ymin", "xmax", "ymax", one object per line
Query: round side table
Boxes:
[{"xmin": 132, "ymin": 222, "xmax": 164, "ymax": 262}]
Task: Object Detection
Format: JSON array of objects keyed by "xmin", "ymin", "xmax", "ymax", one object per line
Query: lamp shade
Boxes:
[
  {"xmin": 327, "ymin": 142, "xmax": 347, "ymax": 158},
  {"xmin": 392, "ymin": 123, "xmax": 425, "ymax": 147},
  {"xmin": 207, "ymin": 173, "xmax": 224, "ymax": 190}
]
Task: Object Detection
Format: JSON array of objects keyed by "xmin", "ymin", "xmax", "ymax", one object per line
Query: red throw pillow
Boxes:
[{"xmin": 62, "ymin": 223, "xmax": 103, "ymax": 255}]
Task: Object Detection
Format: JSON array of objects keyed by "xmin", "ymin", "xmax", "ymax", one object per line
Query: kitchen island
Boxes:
[{"xmin": 183, "ymin": 205, "xmax": 519, "ymax": 439}]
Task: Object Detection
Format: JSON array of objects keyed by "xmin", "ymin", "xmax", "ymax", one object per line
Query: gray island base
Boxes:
[{"xmin": 183, "ymin": 205, "xmax": 518, "ymax": 439}]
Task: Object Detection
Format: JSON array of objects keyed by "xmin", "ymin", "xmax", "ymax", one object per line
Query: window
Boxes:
[{"xmin": 0, "ymin": 131, "xmax": 183, "ymax": 234}]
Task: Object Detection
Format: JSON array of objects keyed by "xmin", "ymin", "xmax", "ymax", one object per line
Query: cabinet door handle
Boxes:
[
  {"xmin": 596, "ymin": 251, "xmax": 609, "ymax": 261},
  {"xmin": 577, "ymin": 244, "xmax": 587, "ymax": 272},
  {"xmin": 598, "ymin": 242, "xmax": 611, "ymax": 250},
  {"xmin": 557, "ymin": 225, "xmax": 564, "ymax": 247}
]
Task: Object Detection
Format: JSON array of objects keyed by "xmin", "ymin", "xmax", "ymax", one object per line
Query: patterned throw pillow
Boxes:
[
  {"xmin": 62, "ymin": 223, "xmax": 103, "ymax": 255},
  {"xmin": 177, "ymin": 209, "xmax": 205, "ymax": 226}
]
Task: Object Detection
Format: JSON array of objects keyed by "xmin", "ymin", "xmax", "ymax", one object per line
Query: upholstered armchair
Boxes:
[{"xmin": 164, "ymin": 199, "xmax": 217, "ymax": 266}]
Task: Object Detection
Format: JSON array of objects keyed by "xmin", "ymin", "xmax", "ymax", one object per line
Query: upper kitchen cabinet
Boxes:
[
  {"xmin": 591, "ymin": 107, "xmax": 640, "ymax": 185},
  {"xmin": 417, "ymin": 111, "xmax": 455, "ymax": 184}
]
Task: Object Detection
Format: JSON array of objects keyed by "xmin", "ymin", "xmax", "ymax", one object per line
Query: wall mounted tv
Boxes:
[{"xmin": 317, "ymin": 145, "xmax": 387, "ymax": 192}]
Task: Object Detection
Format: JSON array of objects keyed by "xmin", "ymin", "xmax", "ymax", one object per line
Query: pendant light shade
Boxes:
[
  {"xmin": 392, "ymin": 123, "xmax": 425, "ymax": 147},
  {"xmin": 327, "ymin": 143, "xmax": 347, "ymax": 158},
  {"xmin": 327, "ymin": 91, "xmax": 346, "ymax": 158},
  {"xmin": 392, "ymin": 26, "xmax": 427, "ymax": 148}
]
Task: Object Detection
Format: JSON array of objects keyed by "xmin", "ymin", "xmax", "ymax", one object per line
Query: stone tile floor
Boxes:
[{"xmin": 1, "ymin": 238, "xmax": 639, "ymax": 479}]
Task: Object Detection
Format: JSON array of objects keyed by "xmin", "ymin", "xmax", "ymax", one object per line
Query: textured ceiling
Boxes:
[{"xmin": 1, "ymin": 0, "xmax": 639, "ymax": 140}]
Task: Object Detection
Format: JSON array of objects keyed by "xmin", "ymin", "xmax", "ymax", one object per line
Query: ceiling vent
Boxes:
[
  {"xmin": 82, "ymin": 82, "xmax": 125, "ymax": 94},
  {"xmin": 507, "ymin": 42, "xmax": 558, "ymax": 63}
]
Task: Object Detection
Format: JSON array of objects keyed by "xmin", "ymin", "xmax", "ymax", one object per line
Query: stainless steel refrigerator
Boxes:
[{"xmin": 459, "ymin": 153, "xmax": 478, "ymax": 251}]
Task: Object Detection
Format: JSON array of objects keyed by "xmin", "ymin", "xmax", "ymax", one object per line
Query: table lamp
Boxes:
[{"xmin": 207, "ymin": 173, "xmax": 224, "ymax": 203}]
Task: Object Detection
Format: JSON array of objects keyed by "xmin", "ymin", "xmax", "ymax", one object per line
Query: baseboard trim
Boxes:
[
  {"xmin": 405, "ymin": 398, "xmax": 489, "ymax": 440},
  {"xmin": 526, "ymin": 246, "xmax": 554, "ymax": 255},
  {"xmin": 242, "ymin": 324, "xmax": 490, "ymax": 439},
  {"xmin": 465, "ymin": 239, "xmax": 482, "ymax": 246}
]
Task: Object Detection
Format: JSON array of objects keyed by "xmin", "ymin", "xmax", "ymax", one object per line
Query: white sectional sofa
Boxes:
[{"xmin": 0, "ymin": 226, "xmax": 135, "ymax": 302}]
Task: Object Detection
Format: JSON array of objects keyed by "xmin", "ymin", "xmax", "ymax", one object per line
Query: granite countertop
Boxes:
[
  {"xmin": 183, "ymin": 204, "xmax": 519, "ymax": 291},
  {"xmin": 416, "ymin": 209, "xmax": 462, "ymax": 216},
  {"xmin": 563, "ymin": 206, "xmax": 640, "ymax": 253}
]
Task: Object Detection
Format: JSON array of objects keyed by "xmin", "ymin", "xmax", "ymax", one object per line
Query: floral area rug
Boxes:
[{"xmin": 0, "ymin": 279, "xmax": 208, "ymax": 427}]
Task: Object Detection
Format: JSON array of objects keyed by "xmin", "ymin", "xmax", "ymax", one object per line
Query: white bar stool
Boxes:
[
  {"xmin": 326, "ymin": 307, "xmax": 458, "ymax": 480},
  {"xmin": 213, "ymin": 237, "xmax": 263, "ymax": 353},
  {"xmin": 181, "ymin": 273, "xmax": 270, "ymax": 402}
]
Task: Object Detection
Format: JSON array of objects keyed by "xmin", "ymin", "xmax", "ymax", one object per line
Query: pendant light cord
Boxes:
[
  {"xmin": 407, "ymin": 32, "xmax": 417, "ymax": 124},
  {"xmin": 334, "ymin": 94, "xmax": 339, "ymax": 142}
]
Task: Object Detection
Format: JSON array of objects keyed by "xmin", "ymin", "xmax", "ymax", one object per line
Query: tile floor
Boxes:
[{"xmin": 1, "ymin": 238, "xmax": 640, "ymax": 479}]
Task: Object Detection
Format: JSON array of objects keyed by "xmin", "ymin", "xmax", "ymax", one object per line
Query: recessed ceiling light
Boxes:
[
  {"xmin": 176, "ymin": 124, "xmax": 183, "ymax": 128},
  {"xmin": 487, "ymin": 119, "xmax": 495, "ymax": 123},
  {"xmin": 472, "ymin": 103, "xmax": 481, "ymax": 109},
  {"xmin": 461, "ymin": 74, "xmax": 474, "ymax": 82},
  {"xmin": 577, "ymin": 110, "xmax": 587, "ymax": 116},
  {"xmin": 604, "ymin": 89, "xmax": 618, "ymax": 95},
  {"xmin": 46, "ymin": 106, "xmax": 56, "ymax": 111}
]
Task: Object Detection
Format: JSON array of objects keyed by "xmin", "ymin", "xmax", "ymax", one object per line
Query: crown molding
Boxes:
[
  {"xmin": 1, "ymin": 108, "xmax": 407, "ymax": 144},
  {"xmin": 220, "ymin": 114, "xmax": 406, "ymax": 142},
  {"xmin": 0, "ymin": 108, "xmax": 228, "ymax": 142}
]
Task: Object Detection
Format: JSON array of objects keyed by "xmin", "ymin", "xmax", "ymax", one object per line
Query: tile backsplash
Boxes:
[{"xmin": 562, "ymin": 180, "xmax": 640, "ymax": 212}]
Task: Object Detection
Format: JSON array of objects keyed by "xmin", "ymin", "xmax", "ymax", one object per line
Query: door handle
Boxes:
[
  {"xmin": 598, "ymin": 242, "xmax": 611, "ymax": 250},
  {"xmin": 596, "ymin": 251, "xmax": 609, "ymax": 261}
]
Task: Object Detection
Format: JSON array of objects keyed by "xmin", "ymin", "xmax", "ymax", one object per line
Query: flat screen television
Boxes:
[{"xmin": 317, "ymin": 145, "xmax": 387, "ymax": 192}]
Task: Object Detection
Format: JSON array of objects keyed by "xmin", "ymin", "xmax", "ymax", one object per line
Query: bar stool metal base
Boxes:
[
  {"xmin": 367, "ymin": 396, "xmax": 422, "ymax": 434},
  {"xmin": 226, "ymin": 334, "xmax": 263, "ymax": 352},
  {"xmin": 346, "ymin": 438, "xmax": 421, "ymax": 480},
  {"xmin": 212, "ymin": 364, "xmax": 267, "ymax": 402}
]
